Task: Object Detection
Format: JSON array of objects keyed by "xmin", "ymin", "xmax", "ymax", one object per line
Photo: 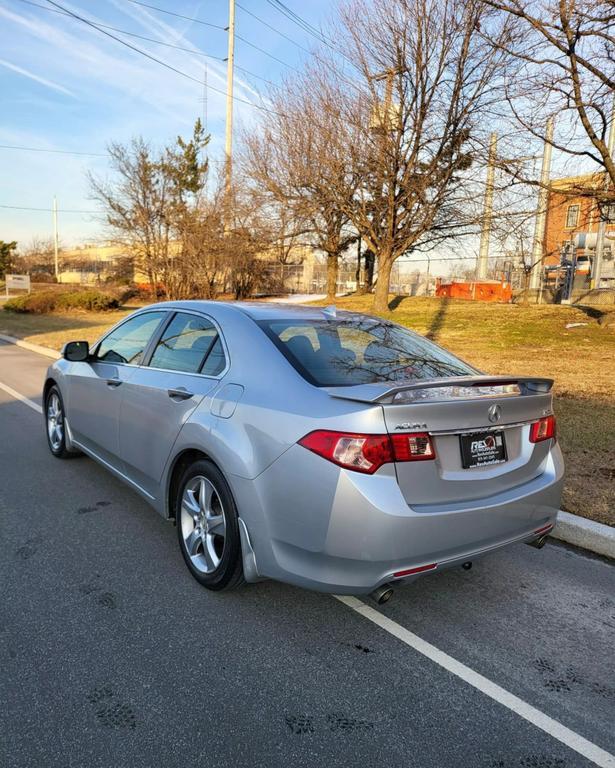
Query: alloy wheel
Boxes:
[
  {"xmin": 180, "ymin": 476, "xmax": 227, "ymax": 574},
  {"xmin": 47, "ymin": 392, "xmax": 64, "ymax": 452}
]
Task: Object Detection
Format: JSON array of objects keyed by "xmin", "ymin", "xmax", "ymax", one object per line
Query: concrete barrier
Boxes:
[{"xmin": 552, "ymin": 510, "xmax": 615, "ymax": 560}]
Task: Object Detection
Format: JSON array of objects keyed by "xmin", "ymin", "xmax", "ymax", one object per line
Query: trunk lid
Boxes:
[{"xmin": 327, "ymin": 376, "xmax": 555, "ymax": 505}]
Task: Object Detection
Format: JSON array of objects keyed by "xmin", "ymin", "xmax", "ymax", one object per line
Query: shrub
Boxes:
[
  {"xmin": 3, "ymin": 289, "xmax": 119, "ymax": 314},
  {"xmin": 56, "ymin": 290, "xmax": 119, "ymax": 311},
  {"xmin": 4, "ymin": 291, "xmax": 57, "ymax": 313},
  {"xmin": 134, "ymin": 282, "xmax": 166, "ymax": 299},
  {"xmin": 3, "ymin": 295, "xmax": 29, "ymax": 312}
]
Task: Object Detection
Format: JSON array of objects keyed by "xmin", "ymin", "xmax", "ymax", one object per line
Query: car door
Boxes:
[
  {"xmin": 118, "ymin": 311, "xmax": 228, "ymax": 498},
  {"xmin": 66, "ymin": 311, "xmax": 167, "ymax": 470}
]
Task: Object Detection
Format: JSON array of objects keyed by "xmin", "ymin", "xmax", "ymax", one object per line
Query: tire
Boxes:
[
  {"xmin": 175, "ymin": 459, "xmax": 245, "ymax": 591},
  {"xmin": 44, "ymin": 385, "xmax": 81, "ymax": 459}
]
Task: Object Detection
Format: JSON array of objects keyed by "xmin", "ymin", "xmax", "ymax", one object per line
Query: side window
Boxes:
[
  {"xmin": 148, "ymin": 313, "xmax": 225, "ymax": 375},
  {"xmin": 95, "ymin": 312, "xmax": 165, "ymax": 365},
  {"xmin": 201, "ymin": 336, "xmax": 226, "ymax": 376}
]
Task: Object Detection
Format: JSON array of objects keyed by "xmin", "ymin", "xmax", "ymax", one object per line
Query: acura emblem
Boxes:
[{"xmin": 488, "ymin": 404, "xmax": 502, "ymax": 423}]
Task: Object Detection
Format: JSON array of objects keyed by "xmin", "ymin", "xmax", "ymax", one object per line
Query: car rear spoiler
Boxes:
[{"xmin": 326, "ymin": 376, "xmax": 554, "ymax": 404}]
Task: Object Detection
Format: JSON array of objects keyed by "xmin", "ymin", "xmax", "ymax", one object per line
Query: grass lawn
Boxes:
[
  {"xmin": 1, "ymin": 294, "xmax": 614, "ymax": 526},
  {"xmin": 0, "ymin": 304, "xmax": 138, "ymax": 350}
]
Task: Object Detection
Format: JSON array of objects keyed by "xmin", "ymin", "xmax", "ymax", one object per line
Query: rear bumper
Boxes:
[{"xmin": 231, "ymin": 443, "xmax": 564, "ymax": 595}]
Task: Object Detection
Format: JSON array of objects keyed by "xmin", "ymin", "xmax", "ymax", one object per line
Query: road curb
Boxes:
[
  {"xmin": 552, "ymin": 510, "xmax": 615, "ymax": 560},
  {"xmin": 0, "ymin": 334, "xmax": 59, "ymax": 360}
]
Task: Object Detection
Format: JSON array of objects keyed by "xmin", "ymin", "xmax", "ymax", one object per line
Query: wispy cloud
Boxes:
[
  {"xmin": 0, "ymin": 4, "xmax": 203, "ymax": 121},
  {"xmin": 0, "ymin": 56, "xmax": 75, "ymax": 97},
  {"xmin": 108, "ymin": 0, "xmax": 265, "ymax": 102}
]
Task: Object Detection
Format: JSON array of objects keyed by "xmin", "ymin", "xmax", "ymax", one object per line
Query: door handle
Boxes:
[
  {"xmin": 168, "ymin": 387, "xmax": 193, "ymax": 401},
  {"xmin": 106, "ymin": 378, "xmax": 122, "ymax": 388}
]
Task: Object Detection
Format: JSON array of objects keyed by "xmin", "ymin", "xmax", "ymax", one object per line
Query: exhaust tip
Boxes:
[
  {"xmin": 462, "ymin": 561, "xmax": 472, "ymax": 570},
  {"xmin": 526, "ymin": 534, "xmax": 548, "ymax": 549},
  {"xmin": 370, "ymin": 585, "xmax": 394, "ymax": 605}
]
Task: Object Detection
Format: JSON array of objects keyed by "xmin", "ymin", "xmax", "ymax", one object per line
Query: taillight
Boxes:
[
  {"xmin": 391, "ymin": 432, "xmax": 435, "ymax": 461},
  {"xmin": 530, "ymin": 415, "xmax": 556, "ymax": 443},
  {"xmin": 298, "ymin": 430, "xmax": 436, "ymax": 474}
]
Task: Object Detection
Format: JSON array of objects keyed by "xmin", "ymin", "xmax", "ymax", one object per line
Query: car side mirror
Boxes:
[{"xmin": 62, "ymin": 340, "xmax": 90, "ymax": 362}]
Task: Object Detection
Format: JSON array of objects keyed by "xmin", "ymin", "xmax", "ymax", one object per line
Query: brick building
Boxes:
[{"xmin": 543, "ymin": 172, "xmax": 615, "ymax": 284}]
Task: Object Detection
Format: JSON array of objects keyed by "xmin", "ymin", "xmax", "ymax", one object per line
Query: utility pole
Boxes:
[
  {"xmin": 52, "ymin": 196, "xmax": 59, "ymax": 280},
  {"xmin": 476, "ymin": 132, "xmax": 497, "ymax": 280},
  {"xmin": 529, "ymin": 117, "xmax": 554, "ymax": 291},
  {"xmin": 592, "ymin": 96, "xmax": 615, "ymax": 288},
  {"xmin": 224, "ymin": 0, "xmax": 235, "ymax": 228}
]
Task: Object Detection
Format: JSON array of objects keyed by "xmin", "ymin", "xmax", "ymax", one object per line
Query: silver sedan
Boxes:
[{"xmin": 43, "ymin": 301, "xmax": 564, "ymax": 599}]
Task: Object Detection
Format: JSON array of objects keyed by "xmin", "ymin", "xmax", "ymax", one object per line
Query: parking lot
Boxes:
[{"xmin": 1, "ymin": 340, "xmax": 614, "ymax": 768}]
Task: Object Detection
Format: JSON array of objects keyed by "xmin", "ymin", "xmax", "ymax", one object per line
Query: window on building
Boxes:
[
  {"xmin": 602, "ymin": 203, "xmax": 615, "ymax": 223},
  {"xmin": 565, "ymin": 204, "xmax": 580, "ymax": 228}
]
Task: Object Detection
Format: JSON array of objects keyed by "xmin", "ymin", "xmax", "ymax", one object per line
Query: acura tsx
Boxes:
[{"xmin": 43, "ymin": 301, "xmax": 563, "ymax": 597}]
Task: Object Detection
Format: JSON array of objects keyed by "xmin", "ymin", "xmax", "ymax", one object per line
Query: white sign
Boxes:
[{"xmin": 5, "ymin": 274, "xmax": 31, "ymax": 296}]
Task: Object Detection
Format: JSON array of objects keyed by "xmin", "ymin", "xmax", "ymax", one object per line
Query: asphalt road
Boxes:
[{"xmin": 1, "ymin": 341, "xmax": 614, "ymax": 768}]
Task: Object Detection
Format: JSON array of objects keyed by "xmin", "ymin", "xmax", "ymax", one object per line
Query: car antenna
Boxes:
[{"xmin": 322, "ymin": 305, "xmax": 337, "ymax": 318}]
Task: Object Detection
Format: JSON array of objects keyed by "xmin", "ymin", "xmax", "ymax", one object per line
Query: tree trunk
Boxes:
[
  {"xmin": 364, "ymin": 250, "xmax": 375, "ymax": 292},
  {"xmin": 373, "ymin": 253, "xmax": 393, "ymax": 312},
  {"xmin": 326, "ymin": 252, "xmax": 338, "ymax": 300}
]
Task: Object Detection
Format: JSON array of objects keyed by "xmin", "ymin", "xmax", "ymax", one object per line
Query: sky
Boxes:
[
  {"xmin": 0, "ymin": 0, "xmax": 602, "ymax": 278},
  {"xmin": 0, "ymin": 0, "xmax": 334, "ymax": 248}
]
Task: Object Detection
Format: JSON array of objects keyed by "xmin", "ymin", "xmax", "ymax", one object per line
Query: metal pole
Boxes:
[
  {"xmin": 477, "ymin": 132, "xmax": 497, "ymax": 280},
  {"xmin": 224, "ymin": 0, "xmax": 235, "ymax": 227},
  {"xmin": 592, "ymin": 96, "xmax": 615, "ymax": 288},
  {"xmin": 53, "ymin": 196, "xmax": 59, "ymax": 280},
  {"xmin": 529, "ymin": 117, "xmax": 554, "ymax": 291}
]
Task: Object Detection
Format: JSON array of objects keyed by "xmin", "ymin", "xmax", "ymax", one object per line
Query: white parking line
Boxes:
[
  {"xmin": 335, "ymin": 595, "xmax": 615, "ymax": 768},
  {"xmin": 0, "ymin": 381, "xmax": 43, "ymax": 414}
]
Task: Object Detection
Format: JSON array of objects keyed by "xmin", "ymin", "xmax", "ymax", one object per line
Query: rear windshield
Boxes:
[{"xmin": 258, "ymin": 317, "xmax": 477, "ymax": 387}]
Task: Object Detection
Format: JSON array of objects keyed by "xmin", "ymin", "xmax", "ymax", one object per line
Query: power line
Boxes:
[
  {"xmin": 16, "ymin": 0, "xmax": 226, "ymax": 62},
  {"xmin": 265, "ymin": 0, "xmax": 341, "ymax": 53},
  {"xmin": 123, "ymin": 0, "xmax": 299, "ymax": 72},
  {"xmin": 0, "ymin": 143, "xmax": 106, "ymax": 157},
  {"xmin": 17, "ymin": 0, "xmax": 278, "ymax": 86},
  {"xmin": 234, "ymin": 65, "xmax": 276, "ymax": 87},
  {"xmin": 235, "ymin": 33, "xmax": 299, "ymax": 71},
  {"xmin": 16, "ymin": 0, "xmax": 277, "ymax": 86},
  {"xmin": 0, "ymin": 204, "xmax": 100, "ymax": 213},
  {"xmin": 235, "ymin": 2, "xmax": 311, "ymax": 54},
  {"xmin": 42, "ymin": 0, "xmax": 281, "ymax": 115},
  {"xmin": 125, "ymin": 0, "xmax": 224, "ymax": 30}
]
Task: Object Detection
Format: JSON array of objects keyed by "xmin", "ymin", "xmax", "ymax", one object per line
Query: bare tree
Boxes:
[
  {"xmin": 481, "ymin": 0, "xmax": 615, "ymax": 203},
  {"xmin": 89, "ymin": 137, "xmax": 170, "ymax": 294},
  {"xmin": 242, "ymin": 77, "xmax": 359, "ymax": 301},
  {"xmin": 17, "ymin": 237, "xmax": 57, "ymax": 279},
  {"xmin": 311, "ymin": 0, "xmax": 513, "ymax": 311},
  {"xmin": 88, "ymin": 121, "xmax": 209, "ymax": 299}
]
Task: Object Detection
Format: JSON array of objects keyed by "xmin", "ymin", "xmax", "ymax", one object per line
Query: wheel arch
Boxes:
[
  {"xmin": 43, "ymin": 377, "xmax": 57, "ymax": 403},
  {"xmin": 166, "ymin": 446, "xmax": 261, "ymax": 584},
  {"xmin": 166, "ymin": 447, "xmax": 223, "ymax": 521}
]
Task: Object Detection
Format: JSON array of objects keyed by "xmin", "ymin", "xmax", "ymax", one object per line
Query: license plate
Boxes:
[{"xmin": 459, "ymin": 430, "xmax": 507, "ymax": 468}]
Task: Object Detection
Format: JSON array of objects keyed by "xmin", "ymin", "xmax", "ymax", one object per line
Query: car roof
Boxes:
[
  {"xmin": 233, "ymin": 301, "xmax": 358, "ymax": 321},
  {"xmin": 146, "ymin": 299, "xmax": 364, "ymax": 322}
]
